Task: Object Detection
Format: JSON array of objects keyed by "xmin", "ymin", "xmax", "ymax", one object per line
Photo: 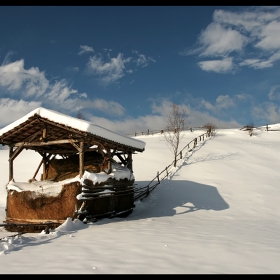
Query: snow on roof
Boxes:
[{"xmin": 0, "ymin": 107, "xmax": 145, "ymax": 151}]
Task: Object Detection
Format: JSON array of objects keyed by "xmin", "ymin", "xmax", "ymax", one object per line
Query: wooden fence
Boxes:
[
  {"xmin": 133, "ymin": 129, "xmax": 215, "ymax": 202},
  {"xmin": 126, "ymin": 126, "xmax": 205, "ymax": 137}
]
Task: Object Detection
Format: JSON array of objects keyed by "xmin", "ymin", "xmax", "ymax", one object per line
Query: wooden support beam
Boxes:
[
  {"xmin": 42, "ymin": 127, "xmax": 47, "ymax": 142},
  {"xmin": 14, "ymin": 139, "xmax": 80, "ymax": 147},
  {"xmin": 79, "ymin": 141, "xmax": 84, "ymax": 178},
  {"xmin": 116, "ymin": 154, "xmax": 127, "ymax": 166},
  {"xmin": 69, "ymin": 139, "xmax": 82, "ymax": 152},
  {"xmin": 9, "ymin": 147, "xmax": 14, "ymax": 182},
  {"xmin": 9, "ymin": 144, "xmax": 25, "ymax": 162},
  {"xmin": 42, "ymin": 153, "xmax": 47, "ymax": 181},
  {"xmin": 127, "ymin": 151, "xmax": 133, "ymax": 171},
  {"xmin": 42, "ymin": 153, "xmax": 52, "ymax": 181},
  {"xmin": 31, "ymin": 158, "xmax": 44, "ymax": 181}
]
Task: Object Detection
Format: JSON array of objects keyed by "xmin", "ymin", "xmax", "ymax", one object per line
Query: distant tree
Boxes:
[
  {"xmin": 77, "ymin": 111, "xmax": 85, "ymax": 120},
  {"xmin": 203, "ymin": 123, "xmax": 217, "ymax": 134},
  {"xmin": 241, "ymin": 122, "xmax": 255, "ymax": 136},
  {"xmin": 164, "ymin": 103, "xmax": 188, "ymax": 167}
]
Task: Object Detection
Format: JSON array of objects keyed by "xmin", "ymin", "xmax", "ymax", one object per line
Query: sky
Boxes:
[
  {"xmin": 1, "ymin": 6, "xmax": 280, "ymax": 134},
  {"xmin": 1, "ymin": 122, "xmax": 280, "ymax": 273}
]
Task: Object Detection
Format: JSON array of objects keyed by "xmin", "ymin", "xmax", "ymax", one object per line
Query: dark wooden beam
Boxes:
[{"xmin": 9, "ymin": 147, "xmax": 14, "ymax": 182}]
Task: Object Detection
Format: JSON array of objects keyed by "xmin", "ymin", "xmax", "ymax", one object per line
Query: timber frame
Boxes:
[{"xmin": 0, "ymin": 113, "xmax": 144, "ymax": 183}]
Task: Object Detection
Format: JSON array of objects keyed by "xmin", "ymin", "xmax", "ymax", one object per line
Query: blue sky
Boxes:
[{"xmin": 0, "ymin": 6, "xmax": 280, "ymax": 134}]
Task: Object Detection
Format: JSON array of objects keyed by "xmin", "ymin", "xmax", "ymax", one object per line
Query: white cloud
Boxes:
[
  {"xmin": 0, "ymin": 59, "xmax": 91, "ymax": 113},
  {"xmin": 239, "ymin": 58, "xmax": 273, "ymax": 69},
  {"xmin": 0, "ymin": 98, "xmax": 41, "ymax": 127},
  {"xmin": 186, "ymin": 6, "xmax": 280, "ymax": 72},
  {"xmin": 1, "ymin": 51, "xmax": 15, "ymax": 66},
  {"xmin": 199, "ymin": 95, "xmax": 235, "ymax": 112},
  {"xmin": 252, "ymin": 102, "xmax": 280, "ymax": 124},
  {"xmin": 216, "ymin": 95, "xmax": 235, "ymax": 109},
  {"xmin": 0, "ymin": 59, "xmax": 128, "ymax": 126},
  {"xmin": 78, "ymin": 45, "xmax": 94, "ymax": 55},
  {"xmin": 200, "ymin": 99, "xmax": 214, "ymax": 110},
  {"xmin": 132, "ymin": 50, "xmax": 156, "ymax": 67},
  {"xmin": 87, "ymin": 53, "xmax": 131, "ymax": 85},
  {"xmin": 198, "ymin": 57, "xmax": 234, "ymax": 73},
  {"xmin": 85, "ymin": 50, "xmax": 155, "ymax": 86},
  {"xmin": 88, "ymin": 114, "xmax": 167, "ymax": 135},
  {"xmin": 85, "ymin": 98, "xmax": 125, "ymax": 116},
  {"xmin": 65, "ymin": 66, "xmax": 79, "ymax": 73},
  {"xmin": 268, "ymin": 85, "xmax": 280, "ymax": 101},
  {"xmin": 198, "ymin": 23, "xmax": 248, "ymax": 57},
  {"xmin": 255, "ymin": 20, "xmax": 280, "ymax": 50},
  {"xmin": 0, "ymin": 59, "xmax": 94, "ymax": 115},
  {"xmin": 0, "ymin": 59, "xmax": 49, "ymax": 96},
  {"xmin": 236, "ymin": 93, "xmax": 253, "ymax": 101}
]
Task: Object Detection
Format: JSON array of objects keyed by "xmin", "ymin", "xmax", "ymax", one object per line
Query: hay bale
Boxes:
[
  {"xmin": 46, "ymin": 151, "xmax": 104, "ymax": 181},
  {"xmin": 6, "ymin": 181, "xmax": 83, "ymax": 221}
]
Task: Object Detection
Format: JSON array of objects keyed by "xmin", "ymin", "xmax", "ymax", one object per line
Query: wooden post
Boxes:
[
  {"xmin": 9, "ymin": 146, "xmax": 14, "ymax": 182},
  {"xmin": 127, "ymin": 152, "xmax": 133, "ymax": 172},
  {"xmin": 42, "ymin": 153, "xmax": 47, "ymax": 180},
  {"xmin": 31, "ymin": 158, "xmax": 44, "ymax": 181},
  {"xmin": 79, "ymin": 141, "xmax": 84, "ymax": 178},
  {"xmin": 180, "ymin": 151, "xmax": 182, "ymax": 159},
  {"xmin": 42, "ymin": 127, "xmax": 47, "ymax": 142}
]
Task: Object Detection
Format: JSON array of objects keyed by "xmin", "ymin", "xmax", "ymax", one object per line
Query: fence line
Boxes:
[
  {"xmin": 133, "ymin": 129, "xmax": 215, "ymax": 202},
  {"xmin": 126, "ymin": 126, "xmax": 206, "ymax": 137}
]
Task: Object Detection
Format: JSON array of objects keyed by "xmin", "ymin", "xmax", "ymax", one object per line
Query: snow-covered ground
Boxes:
[{"xmin": 1, "ymin": 127, "xmax": 280, "ymax": 274}]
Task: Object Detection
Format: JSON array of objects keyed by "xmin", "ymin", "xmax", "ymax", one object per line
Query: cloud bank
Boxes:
[{"xmin": 183, "ymin": 6, "xmax": 280, "ymax": 73}]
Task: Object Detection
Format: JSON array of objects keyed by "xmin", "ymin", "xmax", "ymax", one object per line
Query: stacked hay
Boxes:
[
  {"xmin": 46, "ymin": 151, "xmax": 104, "ymax": 181},
  {"xmin": 6, "ymin": 181, "xmax": 83, "ymax": 226}
]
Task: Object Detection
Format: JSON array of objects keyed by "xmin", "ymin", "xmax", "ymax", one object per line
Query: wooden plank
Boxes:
[
  {"xmin": 79, "ymin": 141, "xmax": 84, "ymax": 178},
  {"xmin": 14, "ymin": 139, "xmax": 80, "ymax": 147}
]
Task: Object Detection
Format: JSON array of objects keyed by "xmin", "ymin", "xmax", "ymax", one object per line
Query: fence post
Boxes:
[
  {"xmin": 180, "ymin": 151, "xmax": 182, "ymax": 159},
  {"xmin": 193, "ymin": 138, "xmax": 197, "ymax": 148},
  {"xmin": 166, "ymin": 167, "xmax": 168, "ymax": 177}
]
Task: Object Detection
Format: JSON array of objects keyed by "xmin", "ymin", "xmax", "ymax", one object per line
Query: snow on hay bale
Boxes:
[{"xmin": 6, "ymin": 181, "xmax": 82, "ymax": 222}]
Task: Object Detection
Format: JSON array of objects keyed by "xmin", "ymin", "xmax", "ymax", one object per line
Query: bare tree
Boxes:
[
  {"xmin": 77, "ymin": 111, "xmax": 85, "ymax": 120},
  {"xmin": 241, "ymin": 122, "xmax": 255, "ymax": 137},
  {"xmin": 163, "ymin": 103, "xmax": 188, "ymax": 167},
  {"xmin": 203, "ymin": 123, "xmax": 217, "ymax": 134}
]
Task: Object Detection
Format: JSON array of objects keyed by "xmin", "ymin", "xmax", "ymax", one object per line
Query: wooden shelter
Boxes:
[{"xmin": 0, "ymin": 107, "xmax": 145, "ymax": 232}]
